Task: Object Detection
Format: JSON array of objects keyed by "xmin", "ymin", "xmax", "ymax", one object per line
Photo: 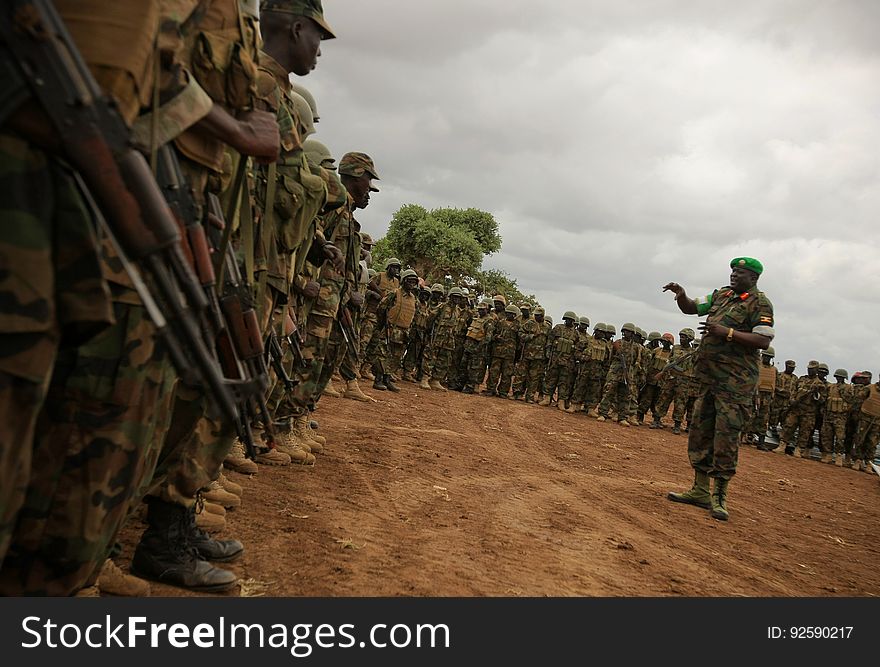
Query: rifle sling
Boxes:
[{"xmin": 214, "ymin": 155, "xmax": 249, "ymax": 285}]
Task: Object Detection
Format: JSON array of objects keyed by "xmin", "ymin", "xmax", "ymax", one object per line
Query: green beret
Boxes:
[{"xmin": 730, "ymin": 257, "xmax": 763, "ymax": 275}]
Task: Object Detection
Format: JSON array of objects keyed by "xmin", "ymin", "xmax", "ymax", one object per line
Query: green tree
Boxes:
[{"xmin": 466, "ymin": 269, "xmax": 540, "ymax": 308}]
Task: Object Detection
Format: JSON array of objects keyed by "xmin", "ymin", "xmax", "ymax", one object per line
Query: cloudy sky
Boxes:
[{"xmin": 301, "ymin": 0, "xmax": 880, "ymax": 375}]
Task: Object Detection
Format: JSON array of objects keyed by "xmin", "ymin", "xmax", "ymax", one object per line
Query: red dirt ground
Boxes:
[{"xmin": 117, "ymin": 381, "xmax": 880, "ymax": 597}]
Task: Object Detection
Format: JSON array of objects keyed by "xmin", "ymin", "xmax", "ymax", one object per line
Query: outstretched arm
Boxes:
[{"xmin": 662, "ymin": 282, "xmax": 698, "ymax": 315}]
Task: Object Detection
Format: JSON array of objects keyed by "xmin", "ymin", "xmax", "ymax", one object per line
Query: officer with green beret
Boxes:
[{"xmin": 663, "ymin": 257, "xmax": 775, "ymax": 521}]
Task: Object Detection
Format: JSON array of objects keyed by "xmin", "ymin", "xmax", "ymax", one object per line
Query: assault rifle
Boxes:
[
  {"xmin": 1, "ymin": 0, "xmax": 237, "ymax": 425},
  {"xmin": 338, "ymin": 306, "xmax": 360, "ymax": 363}
]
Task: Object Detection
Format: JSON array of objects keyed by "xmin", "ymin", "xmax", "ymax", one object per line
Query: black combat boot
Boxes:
[
  {"xmin": 372, "ymin": 374, "xmax": 388, "ymax": 391},
  {"xmin": 131, "ymin": 498, "xmax": 238, "ymax": 592},
  {"xmin": 384, "ymin": 374, "xmax": 400, "ymax": 392},
  {"xmin": 184, "ymin": 503, "xmax": 244, "ymax": 563}
]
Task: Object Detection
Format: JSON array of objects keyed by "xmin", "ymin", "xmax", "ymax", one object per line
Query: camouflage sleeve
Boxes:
[{"xmin": 750, "ymin": 293, "xmax": 775, "ymax": 339}]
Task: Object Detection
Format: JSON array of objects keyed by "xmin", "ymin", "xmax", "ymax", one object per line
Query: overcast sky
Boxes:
[{"xmin": 300, "ymin": 0, "xmax": 880, "ymax": 375}]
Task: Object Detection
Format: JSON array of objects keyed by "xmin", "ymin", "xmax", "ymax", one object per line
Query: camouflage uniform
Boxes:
[
  {"xmin": 485, "ymin": 310, "xmax": 519, "ymax": 397},
  {"xmin": 853, "ymin": 383, "xmax": 880, "ymax": 469},
  {"xmin": 402, "ymin": 294, "xmax": 431, "ymax": 380},
  {"xmin": 748, "ymin": 357, "xmax": 777, "ymax": 439},
  {"xmin": 655, "ymin": 343, "xmax": 696, "ymax": 428},
  {"xmin": 572, "ymin": 333, "xmax": 609, "ymax": 412},
  {"xmin": 822, "ymin": 380, "xmax": 854, "ymax": 461},
  {"xmin": 542, "ymin": 320, "xmax": 580, "ymax": 406},
  {"xmin": 780, "ymin": 372, "xmax": 827, "ymax": 455},
  {"xmin": 596, "ymin": 336, "xmax": 640, "ymax": 422},
  {"xmin": 427, "ymin": 298, "xmax": 466, "ymax": 385},
  {"xmin": 373, "ymin": 286, "xmax": 418, "ymax": 379},
  {"xmin": 639, "ymin": 345, "xmax": 672, "ymax": 423},
  {"xmin": 687, "ymin": 286, "xmax": 775, "ymax": 480},
  {"xmin": 460, "ymin": 307, "xmax": 491, "ymax": 392},
  {"xmin": 771, "ymin": 368, "xmax": 797, "ymax": 432},
  {"xmin": 517, "ymin": 315, "xmax": 552, "ymax": 401}
]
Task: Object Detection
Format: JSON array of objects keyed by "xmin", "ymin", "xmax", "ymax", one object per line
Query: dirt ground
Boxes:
[{"xmin": 117, "ymin": 382, "xmax": 880, "ymax": 597}]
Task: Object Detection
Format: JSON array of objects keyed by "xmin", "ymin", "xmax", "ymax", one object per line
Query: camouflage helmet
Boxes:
[
  {"xmin": 291, "ymin": 83, "xmax": 319, "ymax": 122},
  {"xmin": 762, "ymin": 346, "xmax": 775, "ymax": 357},
  {"xmin": 579, "ymin": 316, "xmax": 590, "ymax": 326},
  {"xmin": 360, "ymin": 232, "xmax": 374, "ymax": 246},
  {"xmin": 563, "ymin": 310, "xmax": 577, "ymax": 321},
  {"xmin": 384, "ymin": 257, "xmax": 401, "ymax": 269},
  {"xmin": 679, "ymin": 328, "xmax": 695, "ymax": 339},
  {"xmin": 478, "ymin": 299, "xmax": 491, "ymax": 310},
  {"xmin": 545, "ymin": 316, "xmax": 553, "ymax": 326},
  {"xmin": 505, "ymin": 304, "xmax": 520, "ymax": 315},
  {"xmin": 648, "ymin": 331, "xmax": 661, "ymax": 342},
  {"xmin": 290, "ymin": 92, "xmax": 315, "ymax": 139},
  {"xmin": 431, "ymin": 283, "xmax": 445, "ymax": 294},
  {"xmin": 367, "ymin": 268, "xmax": 377, "ymax": 279},
  {"xmin": 817, "ymin": 363, "xmax": 829, "ymax": 374},
  {"xmin": 635, "ymin": 327, "xmax": 646, "ymax": 339},
  {"xmin": 534, "ymin": 307, "xmax": 545, "ymax": 316},
  {"xmin": 447, "ymin": 287, "xmax": 464, "ymax": 298},
  {"xmin": 519, "ymin": 302, "xmax": 532, "ymax": 311},
  {"xmin": 302, "ymin": 138, "xmax": 335, "ymax": 169},
  {"xmin": 594, "ymin": 322, "xmax": 606, "ymax": 332},
  {"xmin": 605, "ymin": 324, "xmax": 617, "ymax": 336},
  {"xmin": 461, "ymin": 288, "xmax": 470, "ymax": 296},
  {"xmin": 834, "ymin": 368, "xmax": 848, "ymax": 379},
  {"xmin": 863, "ymin": 371, "xmax": 873, "ymax": 381},
  {"xmin": 621, "ymin": 322, "xmax": 636, "ymax": 334},
  {"xmin": 400, "ymin": 268, "xmax": 418, "ymax": 282},
  {"xmin": 661, "ymin": 332, "xmax": 675, "ymax": 344},
  {"xmin": 493, "ymin": 294, "xmax": 507, "ymax": 306}
]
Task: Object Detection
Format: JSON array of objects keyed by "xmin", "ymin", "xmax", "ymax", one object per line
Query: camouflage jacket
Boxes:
[
  {"xmin": 824, "ymin": 383, "xmax": 854, "ymax": 415},
  {"xmin": 546, "ymin": 323, "xmax": 580, "ymax": 365},
  {"xmin": 791, "ymin": 375, "xmax": 828, "ymax": 409},
  {"xmin": 605, "ymin": 338, "xmax": 640, "ymax": 383},
  {"xmin": 489, "ymin": 318, "xmax": 519, "ymax": 359},
  {"xmin": 430, "ymin": 302, "xmax": 466, "ymax": 351},
  {"xmin": 776, "ymin": 371, "xmax": 797, "ymax": 398},
  {"xmin": 519, "ymin": 319, "xmax": 552, "ymax": 361}
]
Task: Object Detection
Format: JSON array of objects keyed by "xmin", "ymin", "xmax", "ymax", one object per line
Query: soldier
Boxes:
[
  {"xmin": 596, "ymin": 323, "xmax": 640, "ymax": 426},
  {"xmin": 571, "ymin": 322, "xmax": 608, "ymax": 415},
  {"xmin": 640, "ymin": 332, "xmax": 673, "ymax": 427},
  {"xmin": 491, "ymin": 294, "xmax": 507, "ymax": 320},
  {"xmin": 822, "ymin": 369, "xmax": 853, "ymax": 465},
  {"xmin": 484, "ymin": 304, "xmax": 521, "ymax": 397},
  {"xmin": 371, "ymin": 269, "xmax": 420, "ymax": 392},
  {"xmin": 511, "ymin": 303, "xmax": 533, "ymax": 399},
  {"xmin": 780, "ymin": 360, "xmax": 828, "ymax": 458},
  {"xmin": 665, "ymin": 257, "xmax": 774, "ymax": 521},
  {"xmin": 749, "ymin": 347, "xmax": 777, "ymax": 448},
  {"xmin": 770, "ymin": 360, "xmax": 797, "ymax": 437},
  {"xmin": 460, "ymin": 299, "xmax": 492, "ymax": 393},
  {"xmin": 402, "ymin": 284, "xmax": 431, "ymax": 382},
  {"xmin": 852, "ymin": 373, "xmax": 880, "ymax": 472},
  {"xmin": 423, "ymin": 287, "xmax": 467, "ymax": 391},
  {"xmin": 654, "ymin": 328, "xmax": 698, "ymax": 434},
  {"xmin": 361, "ymin": 257, "xmax": 401, "ymax": 378},
  {"xmin": 540, "ymin": 311, "xmax": 580, "ymax": 410},
  {"xmin": 518, "ymin": 306, "xmax": 552, "ymax": 403}
]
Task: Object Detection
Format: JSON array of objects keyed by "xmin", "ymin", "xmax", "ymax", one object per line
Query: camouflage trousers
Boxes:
[
  {"xmin": 486, "ymin": 356, "xmax": 515, "ymax": 396},
  {"xmin": 0, "ymin": 301, "xmax": 176, "ymax": 596},
  {"xmin": 821, "ymin": 412, "xmax": 849, "ymax": 457},
  {"xmin": 687, "ymin": 389, "xmax": 749, "ymax": 480},
  {"xmin": 518, "ymin": 358, "xmax": 546, "ymax": 399},
  {"xmin": 781, "ymin": 406, "xmax": 821, "ymax": 452},
  {"xmin": 358, "ymin": 312, "xmax": 377, "ymax": 366},
  {"xmin": 657, "ymin": 378, "xmax": 696, "ymax": 425},
  {"xmin": 597, "ymin": 377, "xmax": 632, "ymax": 420},
  {"xmin": 769, "ymin": 394, "xmax": 790, "ymax": 431},
  {"xmin": 543, "ymin": 361, "xmax": 575, "ymax": 403},
  {"xmin": 748, "ymin": 391, "xmax": 774, "ymax": 436},
  {"xmin": 637, "ymin": 383, "xmax": 662, "ymax": 420},
  {"xmin": 853, "ymin": 416, "xmax": 879, "ymax": 464},
  {"xmin": 276, "ymin": 313, "xmax": 334, "ymax": 419},
  {"xmin": 512, "ymin": 358, "xmax": 529, "ymax": 397},
  {"xmin": 459, "ymin": 339, "xmax": 486, "ymax": 389},
  {"xmin": 402, "ymin": 330, "xmax": 428, "ymax": 378},
  {"xmin": 428, "ymin": 346, "xmax": 456, "ymax": 384},
  {"xmin": 370, "ymin": 326, "xmax": 408, "ymax": 378},
  {"xmin": 571, "ymin": 363, "xmax": 605, "ymax": 410}
]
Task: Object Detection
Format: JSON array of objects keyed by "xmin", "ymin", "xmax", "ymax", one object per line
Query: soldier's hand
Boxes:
[
  {"xmin": 662, "ymin": 282, "xmax": 685, "ymax": 297},
  {"xmin": 349, "ymin": 291, "xmax": 365, "ymax": 308},
  {"xmin": 698, "ymin": 321, "xmax": 728, "ymax": 339},
  {"xmin": 233, "ymin": 109, "xmax": 280, "ymax": 163},
  {"xmin": 322, "ymin": 243, "xmax": 345, "ymax": 273},
  {"xmin": 298, "ymin": 280, "xmax": 321, "ymax": 299}
]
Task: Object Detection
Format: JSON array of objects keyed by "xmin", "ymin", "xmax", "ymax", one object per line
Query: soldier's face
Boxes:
[
  {"xmin": 506, "ymin": 313, "xmax": 516, "ymax": 321},
  {"xmin": 661, "ymin": 341, "xmax": 671, "ymax": 349},
  {"xmin": 344, "ymin": 173, "xmax": 372, "ymax": 209},
  {"xmin": 535, "ymin": 315, "xmax": 544, "ymax": 323},
  {"xmin": 730, "ymin": 267, "xmax": 758, "ymax": 293},
  {"xmin": 387, "ymin": 265, "xmax": 401, "ymax": 279},
  {"xmin": 564, "ymin": 318, "xmax": 574, "ymax": 327},
  {"xmin": 521, "ymin": 309, "xmax": 530, "ymax": 319},
  {"xmin": 679, "ymin": 335, "xmax": 690, "ymax": 346},
  {"xmin": 288, "ymin": 17, "xmax": 323, "ymax": 76}
]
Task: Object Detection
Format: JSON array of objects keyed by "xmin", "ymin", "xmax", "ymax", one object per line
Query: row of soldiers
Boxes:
[
  {"xmin": 340, "ymin": 277, "xmax": 880, "ymax": 475},
  {"xmin": 0, "ymin": 0, "xmax": 403, "ymax": 596},
  {"xmin": 745, "ymin": 355, "xmax": 880, "ymax": 472}
]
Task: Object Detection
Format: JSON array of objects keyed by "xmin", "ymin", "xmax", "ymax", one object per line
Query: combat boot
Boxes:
[
  {"xmin": 224, "ymin": 440, "xmax": 258, "ymax": 475},
  {"xmin": 275, "ymin": 440, "xmax": 316, "ymax": 466},
  {"xmin": 254, "ymin": 447, "xmax": 291, "ymax": 466},
  {"xmin": 618, "ymin": 420, "xmax": 631, "ymax": 427},
  {"xmin": 202, "ymin": 501, "xmax": 225, "ymax": 517},
  {"xmin": 566, "ymin": 402, "xmax": 583, "ymax": 414},
  {"xmin": 217, "ymin": 472, "xmax": 243, "ymax": 497},
  {"xmin": 462, "ymin": 384, "xmax": 474, "ymax": 394},
  {"xmin": 131, "ymin": 498, "xmax": 238, "ymax": 593},
  {"xmin": 636, "ymin": 412, "xmax": 645, "ymax": 425},
  {"xmin": 793, "ymin": 447, "xmax": 802, "ymax": 458},
  {"xmin": 587, "ymin": 407, "xmax": 599, "ymax": 418},
  {"xmin": 322, "ymin": 382, "xmax": 342, "ymax": 398},
  {"xmin": 372, "ymin": 375, "xmax": 388, "ymax": 391},
  {"xmin": 834, "ymin": 455, "xmax": 844, "ymax": 467},
  {"xmin": 820, "ymin": 453, "xmax": 832, "ymax": 464},
  {"xmin": 184, "ymin": 505, "xmax": 243, "ymax": 563},
  {"xmin": 667, "ymin": 470, "xmax": 712, "ymax": 509},
  {"xmin": 596, "ymin": 415, "xmax": 606, "ymax": 422},
  {"xmin": 842, "ymin": 456, "xmax": 853, "ymax": 468},
  {"xmin": 854, "ymin": 459, "xmax": 864, "ymax": 472},
  {"xmin": 360, "ymin": 364, "xmax": 375, "ymax": 381},
  {"xmin": 429, "ymin": 379, "xmax": 447, "ymax": 392},
  {"xmin": 864, "ymin": 460, "xmax": 875, "ymax": 474},
  {"xmin": 96, "ymin": 559, "xmax": 151, "ymax": 597},
  {"xmin": 710, "ymin": 478, "xmax": 730, "ymax": 521},
  {"xmin": 557, "ymin": 401, "xmax": 568, "ymax": 412},
  {"xmin": 202, "ymin": 480, "xmax": 241, "ymax": 509},
  {"xmin": 538, "ymin": 396, "xmax": 552, "ymax": 407},
  {"xmin": 344, "ymin": 378, "xmax": 375, "ymax": 402},
  {"xmin": 385, "ymin": 374, "xmax": 401, "ymax": 393},
  {"xmin": 419, "ymin": 377, "xmax": 432, "ymax": 390},
  {"xmin": 649, "ymin": 417, "xmax": 663, "ymax": 429},
  {"xmin": 293, "ymin": 414, "xmax": 323, "ymax": 454},
  {"xmin": 671, "ymin": 422, "xmax": 681, "ymax": 435}
]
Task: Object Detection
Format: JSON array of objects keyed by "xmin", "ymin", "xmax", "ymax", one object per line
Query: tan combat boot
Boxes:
[
  {"xmin": 217, "ymin": 472, "xmax": 243, "ymax": 497},
  {"xmin": 360, "ymin": 364, "xmax": 375, "ymax": 381},
  {"xmin": 275, "ymin": 439, "xmax": 316, "ymax": 465},
  {"xmin": 618, "ymin": 420, "xmax": 631, "ymax": 427},
  {"xmin": 587, "ymin": 407, "xmax": 599, "ymax": 418},
  {"xmin": 820, "ymin": 453, "xmax": 833, "ymax": 464},
  {"xmin": 429, "ymin": 379, "xmax": 447, "ymax": 391},
  {"xmin": 322, "ymin": 381, "xmax": 342, "ymax": 398},
  {"xmin": 419, "ymin": 377, "xmax": 431, "ymax": 390},
  {"xmin": 202, "ymin": 501, "xmax": 225, "ymax": 517},
  {"xmin": 557, "ymin": 401, "xmax": 568, "ymax": 412},
  {"xmin": 195, "ymin": 506, "xmax": 226, "ymax": 533},
  {"xmin": 294, "ymin": 414, "xmax": 324, "ymax": 454},
  {"xmin": 96, "ymin": 559, "xmax": 151, "ymax": 597},
  {"xmin": 793, "ymin": 447, "xmax": 802, "ymax": 458},
  {"xmin": 254, "ymin": 448, "xmax": 291, "ymax": 466},
  {"xmin": 202, "ymin": 480, "xmax": 241, "ymax": 509},
  {"xmin": 565, "ymin": 402, "xmax": 583, "ymax": 414},
  {"xmin": 344, "ymin": 378, "xmax": 376, "ymax": 402},
  {"xmin": 224, "ymin": 440, "xmax": 259, "ymax": 475},
  {"xmin": 834, "ymin": 456, "xmax": 844, "ymax": 467},
  {"xmin": 538, "ymin": 396, "xmax": 552, "ymax": 407}
]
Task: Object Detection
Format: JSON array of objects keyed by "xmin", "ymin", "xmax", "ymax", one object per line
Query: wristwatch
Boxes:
[{"xmin": 726, "ymin": 327, "xmax": 734, "ymax": 341}]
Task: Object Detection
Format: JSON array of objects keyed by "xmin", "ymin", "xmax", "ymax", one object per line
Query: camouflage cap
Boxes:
[
  {"xmin": 360, "ymin": 232, "xmax": 374, "ymax": 246},
  {"xmin": 431, "ymin": 283, "xmax": 445, "ymax": 293},
  {"xmin": 680, "ymin": 328, "xmax": 695, "ymax": 339},
  {"xmin": 505, "ymin": 304, "xmax": 520, "ymax": 315},
  {"xmin": 338, "ymin": 152, "xmax": 380, "ymax": 185},
  {"xmin": 648, "ymin": 331, "xmax": 661, "ymax": 341},
  {"xmin": 534, "ymin": 307, "xmax": 545, "ymax": 316},
  {"xmin": 447, "ymin": 287, "xmax": 464, "ymax": 298},
  {"xmin": 261, "ymin": 0, "xmax": 336, "ymax": 40},
  {"xmin": 621, "ymin": 322, "xmax": 636, "ymax": 334},
  {"xmin": 817, "ymin": 363, "xmax": 829, "ymax": 373},
  {"xmin": 400, "ymin": 268, "xmax": 419, "ymax": 281},
  {"xmin": 807, "ymin": 360, "xmax": 819, "ymax": 369},
  {"xmin": 384, "ymin": 257, "xmax": 401, "ymax": 269},
  {"xmin": 785, "ymin": 360, "xmax": 796, "ymax": 367},
  {"xmin": 520, "ymin": 303, "xmax": 532, "ymax": 311}
]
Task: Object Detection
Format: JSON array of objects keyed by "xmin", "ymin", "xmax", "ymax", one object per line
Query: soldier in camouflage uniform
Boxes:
[
  {"xmin": 851, "ymin": 376, "xmax": 880, "ymax": 472},
  {"xmin": 511, "ymin": 303, "xmax": 533, "ymax": 399},
  {"xmin": 570, "ymin": 322, "xmax": 607, "ymax": 414},
  {"xmin": 371, "ymin": 269, "xmax": 420, "ymax": 392},
  {"xmin": 402, "ymin": 285, "xmax": 432, "ymax": 382},
  {"xmin": 362, "ymin": 257, "xmax": 401, "ymax": 379},
  {"xmin": 460, "ymin": 299, "xmax": 492, "ymax": 393},
  {"xmin": 769, "ymin": 360, "xmax": 797, "ymax": 437},
  {"xmin": 517, "ymin": 307, "xmax": 552, "ymax": 402},
  {"xmin": 747, "ymin": 347, "xmax": 777, "ymax": 448},
  {"xmin": 596, "ymin": 323, "xmax": 640, "ymax": 426},
  {"xmin": 822, "ymin": 369, "xmax": 853, "ymax": 465},
  {"xmin": 640, "ymin": 332, "xmax": 673, "ymax": 426},
  {"xmin": 665, "ymin": 257, "xmax": 775, "ymax": 521},
  {"xmin": 484, "ymin": 304, "xmax": 520, "ymax": 397},
  {"xmin": 654, "ymin": 328, "xmax": 697, "ymax": 434},
  {"xmin": 424, "ymin": 287, "xmax": 467, "ymax": 391},
  {"xmin": 780, "ymin": 360, "xmax": 827, "ymax": 458},
  {"xmin": 540, "ymin": 311, "xmax": 581, "ymax": 410}
]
